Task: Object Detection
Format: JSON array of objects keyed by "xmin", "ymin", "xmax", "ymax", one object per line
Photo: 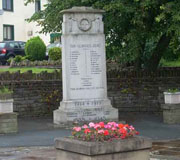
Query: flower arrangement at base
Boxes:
[{"xmin": 72, "ymin": 122, "xmax": 139, "ymax": 142}]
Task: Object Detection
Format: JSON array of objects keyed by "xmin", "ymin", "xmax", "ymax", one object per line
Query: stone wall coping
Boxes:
[
  {"xmin": 1, "ymin": 67, "xmax": 180, "ymax": 81},
  {"xmin": 161, "ymin": 104, "xmax": 180, "ymax": 109},
  {"xmin": 0, "ymin": 112, "xmax": 18, "ymax": 119},
  {"xmin": 55, "ymin": 136, "xmax": 152, "ymax": 156},
  {"xmin": 0, "ymin": 99, "xmax": 13, "ymax": 102},
  {"xmin": 0, "ymin": 94, "xmax": 13, "ymax": 100},
  {"xmin": 164, "ymin": 92, "xmax": 180, "ymax": 95},
  {"xmin": 61, "ymin": 6, "xmax": 105, "ymax": 14}
]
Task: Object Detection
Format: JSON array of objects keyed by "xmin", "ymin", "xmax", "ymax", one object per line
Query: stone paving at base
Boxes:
[
  {"xmin": 0, "ymin": 114, "xmax": 179, "ymax": 159},
  {"xmin": 0, "ymin": 140, "xmax": 180, "ymax": 160},
  {"xmin": 151, "ymin": 140, "xmax": 180, "ymax": 160},
  {"xmin": 0, "ymin": 146, "xmax": 56, "ymax": 160}
]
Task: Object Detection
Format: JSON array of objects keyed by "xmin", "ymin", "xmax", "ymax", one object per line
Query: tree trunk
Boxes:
[
  {"xmin": 135, "ymin": 55, "xmax": 142, "ymax": 70},
  {"xmin": 135, "ymin": 41, "xmax": 146, "ymax": 70},
  {"xmin": 146, "ymin": 34, "xmax": 171, "ymax": 71}
]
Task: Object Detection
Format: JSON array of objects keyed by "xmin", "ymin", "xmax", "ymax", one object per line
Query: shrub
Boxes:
[
  {"xmin": 7, "ymin": 55, "xmax": 23, "ymax": 65},
  {"xmin": 0, "ymin": 86, "xmax": 13, "ymax": 94},
  {"xmin": 25, "ymin": 36, "xmax": 46, "ymax": 61},
  {"xmin": 13, "ymin": 55, "xmax": 23, "ymax": 63},
  {"xmin": 48, "ymin": 47, "xmax": 61, "ymax": 61},
  {"xmin": 7, "ymin": 58, "xmax": 12, "ymax": 64},
  {"xmin": 21, "ymin": 55, "xmax": 32, "ymax": 61},
  {"xmin": 0, "ymin": 86, "xmax": 13, "ymax": 99}
]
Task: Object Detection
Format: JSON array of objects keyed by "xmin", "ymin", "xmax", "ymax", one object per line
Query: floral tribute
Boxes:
[{"xmin": 72, "ymin": 122, "xmax": 139, "ymax": 142}]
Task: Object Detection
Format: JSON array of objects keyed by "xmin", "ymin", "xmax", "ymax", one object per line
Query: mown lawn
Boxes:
[
  {"xmin": 0, "ymin": 67, "xmax": 60, "ymax": 73},
  {"xmin": 161, "ymin": 60, "xmax": 180, "ymax": 67}
]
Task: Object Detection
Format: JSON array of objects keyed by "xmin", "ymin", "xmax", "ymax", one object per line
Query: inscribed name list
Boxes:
[{"xmin": 67, "ymin": 36, "xmax": 106, "ymax": 100}]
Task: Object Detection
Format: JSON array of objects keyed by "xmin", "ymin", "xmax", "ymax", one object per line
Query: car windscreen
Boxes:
[
  {"xmin": 0, "ymin": 43, "xmax": 5, "ymax": 48},
  {"xmin": 47, "ymin": 43, "xmax": 56, "ymax": 49}
]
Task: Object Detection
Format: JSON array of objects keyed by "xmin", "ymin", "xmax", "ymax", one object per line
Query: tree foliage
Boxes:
[{"xmin": 26, "ymin": 0, "xmax": 180, "ymax": 71}]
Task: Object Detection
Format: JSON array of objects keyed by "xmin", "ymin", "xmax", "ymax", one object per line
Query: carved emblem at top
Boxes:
[
  {"xmin": 67, "ymin": 16, "xmax": 102, "ymax": 33},
  {"xmin": 78, "ymin": 18, "xmax": 92, "ymax": 32}
]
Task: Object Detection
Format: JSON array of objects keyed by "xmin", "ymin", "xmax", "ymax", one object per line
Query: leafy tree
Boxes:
[{"xmin": 26, "ymin": 0, "xmax": 180, "ymax": 71}]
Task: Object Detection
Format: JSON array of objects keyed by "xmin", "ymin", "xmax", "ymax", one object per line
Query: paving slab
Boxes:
[
  {"xmin": 0, "ymin": 114, "xmax": 179, "ymax": 159},
  {"xmin": 0, "ymin": 114, "xmax": 180, "ymax": 147},
  {"xmin": 120, "ymin": 113, "xmax": 180, "ymax": 141},
  {"xmin": 0, "ymin": 144, "xmax": 179, "ymax": 160},
  {"xmin": 151, "ymin": 140, "xmax": 180, "ymax": 159},
  {"xmin": 0, "ymin": 146, "xmax": 56, "ymax": 160}
]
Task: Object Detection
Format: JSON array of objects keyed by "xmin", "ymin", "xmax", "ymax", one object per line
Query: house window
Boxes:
[
  {"xmin": 3, "ymin": 0, "xmax": 13, "ymax": 11},
  {"xmin": 35, "ymin": 0, "xmax": 41, "ymax": 12},
  {"xmin": 3, "ymin": 25, "xmax": 14, "ymax": 41}
]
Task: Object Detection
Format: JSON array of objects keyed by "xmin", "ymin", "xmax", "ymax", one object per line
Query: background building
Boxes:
[{"xmin": 0, "ymin": 0, "xmax": 50, "ymax": 45}]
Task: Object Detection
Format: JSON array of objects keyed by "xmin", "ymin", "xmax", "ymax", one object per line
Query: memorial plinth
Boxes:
[
  {"xmin": 55, "ymin": 137, "xmax": 152, "ymax": 160},
  {"xmin": 53, "ymin": 7, "xmax": 118, "ymax": 124}
]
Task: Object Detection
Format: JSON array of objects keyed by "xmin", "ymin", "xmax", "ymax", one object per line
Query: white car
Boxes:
[{"xmin": 46, "ymin": 42, "xmax": 61, "ymax": 57}]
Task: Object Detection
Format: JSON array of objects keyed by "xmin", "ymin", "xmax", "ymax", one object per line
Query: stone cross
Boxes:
[{"xmin": 53, "ymin": 7, "xmax": 118, "ymax": 124}]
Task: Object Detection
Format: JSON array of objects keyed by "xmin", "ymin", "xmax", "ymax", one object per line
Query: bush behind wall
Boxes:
[{"xmin": 25, "ymin": 36, "xmax": 46, "ymax": 61}]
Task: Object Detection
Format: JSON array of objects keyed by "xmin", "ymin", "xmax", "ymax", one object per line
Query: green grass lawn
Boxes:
[
  {"xmin": 161, "ymin": 60, "xmax": 180, "ymax": 67},
  {"xmin": 0, "ymin": 67, "xmax": 60, "ymax": 73}
]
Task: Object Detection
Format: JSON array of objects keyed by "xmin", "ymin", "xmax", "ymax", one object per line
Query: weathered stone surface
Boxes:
[
  {"xmin": 55, "ymin": 137, "xmax": 152, "ymax": 155},
  {"xmin": 54, "ymin": 102, "xmax": 118, "ymax": 123},
  {"xmin": 0, "ymin": 94, "xmax": 12, "ymax": 100},
  {"xmin": 0, "ymin": 113, "xmax": 18, "ymax": 134},
  {"xmin": 2, "ymin": 68, "xmax": 180, "ymax": 117},
  {"xmin": 161, "ymin": 104, "xmax": 180, "ymax": 124},
  {"xmin": 55, "ymin": 137, "xmax": 152, "ymax": 160},
  {"xmin": 61, "ymin": 6, "xmax": 105, "ymax": 14},
  {"xmin": 54, "ymin": 7, "xmax": 118, "ymax": 124},
  {"xmin": 162, "ymin": 104, "xmax": 180, "ymax": 110},
  {"xmin": 0, "ymin": 112, "xmax": 17, "ymax": 119},
  {"xmin": 0, "ymin": 144, "xmax": 179, "ymax": 160},
  {"xmin": 0, "ymin": 99, "xmax": 13, "ymax": 113},
  {"xmin": 164, "ymin": 92, "xmax": 180, "ymax": 104},
  {"xmin": 56, "ymin": 149, "xmax": 150, "ymax": 160},
  {"xmin": 0, "ymin": 80, "xmax": 62, "ymax": 117}
]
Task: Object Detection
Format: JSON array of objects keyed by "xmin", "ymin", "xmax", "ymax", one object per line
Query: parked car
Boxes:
[
  {"xmin": 0, "ymin": 41, "xmax": 26, "ymax": 65},
  {"xmin": 46, "ymin": 41, "xmax": 61, "ymax": 59}
]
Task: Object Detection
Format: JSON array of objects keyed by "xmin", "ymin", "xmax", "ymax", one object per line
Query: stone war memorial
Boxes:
[{"xmin": 54, "ymin": 7, "xmax": 118, "ymax": 124}]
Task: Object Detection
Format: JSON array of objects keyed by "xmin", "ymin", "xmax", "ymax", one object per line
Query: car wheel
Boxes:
[
  {"xmin": 2, "ymin": 61, "xmax": 7, "ymax": 65},
  {"xmin": 8, "ymin": 55, "xmax": 15, "ymax": 59}
]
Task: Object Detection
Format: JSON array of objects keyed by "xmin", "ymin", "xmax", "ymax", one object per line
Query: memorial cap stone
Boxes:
[{"xmin": 61, "ymin": 7, "xmax": 105, "ymax": 14}]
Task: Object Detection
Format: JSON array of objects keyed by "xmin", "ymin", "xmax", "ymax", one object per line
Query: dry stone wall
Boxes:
[
  {"xmin": 107, "ymin": 68, "xmax": 180, "ymax": 115},
  {"xmin": 0, "ymin": 68, "xmax": 180, "ymax": 117},
  {"xmin": 0, "ymin": 71, "xmax": 61, "ymax": 117}
]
